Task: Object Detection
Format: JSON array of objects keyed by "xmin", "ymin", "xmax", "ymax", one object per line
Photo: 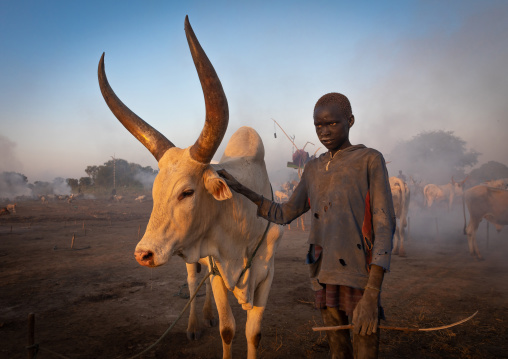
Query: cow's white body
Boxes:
[
  {"xmin": 136, "ymin": 127, "xmax": 284, "ymax": 358},
  {"xmin": 389, "ymin": 177, "xmax": 410, "ymax": 256},
  {"xmin": 464, "ymin": 185, "xmax": 508, "ymax": 259}
]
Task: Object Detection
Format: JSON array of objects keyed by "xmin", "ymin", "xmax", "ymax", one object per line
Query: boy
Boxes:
[{"xmin": 219, "ymin": 92, "xmax": 395, "ymax": 358}]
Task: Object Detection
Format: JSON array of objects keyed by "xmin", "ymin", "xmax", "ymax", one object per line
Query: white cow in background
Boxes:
[
  {"xmin": 274, "ymin": 190, "xmax": 289, "ymax": 203},
  {"xmin": 98, "ymin": 16, "xmax": 283, "ymax": 358},
  {"xmin": 423, "ymin": 177, "xmax": 467, "ymax": 210},
  {"xmin": 464, "ymin": 184, "xmax": 508, "ymax": 259},
  {"xmin": 389, "ymin": 177, "xmax": 410, "ymax": 256},
  {"xmin": 135, "ymin": 195, "xmax": 147, "ymax": 202}
]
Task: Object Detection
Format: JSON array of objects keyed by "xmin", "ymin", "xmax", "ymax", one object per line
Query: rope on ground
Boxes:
[
  {"xmin": 124, "ymin": 271, "xmax": 212, "ymax": 359},
  {"xmin": 26, "ymin": 343, "xmax": 71, "ymax": 359},
  {"xmin": 173, "ymin": 282, "xmax": 206, "ymax": 299}
]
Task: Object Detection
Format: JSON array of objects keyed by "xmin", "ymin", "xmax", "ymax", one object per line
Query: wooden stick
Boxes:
[
  {"xmin": 27, "ymin": 313, "xmax": 35, "ymax": 359},
  {"xmin": 71, "ymin": 233, "xmax": 75, "ymax": 249},
  {"xmin": 82, "ymin": 221, "xmax": 85, "ymax": 230},
  {"xmin": 313, "ymin": 311, "xmax": 478, "ymax": 332}
]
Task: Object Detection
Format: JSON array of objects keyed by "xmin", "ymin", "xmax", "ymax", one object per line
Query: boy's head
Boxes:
[{"xmin": 313, "ymin": 92, "xmax": 355, "ymax": 152}]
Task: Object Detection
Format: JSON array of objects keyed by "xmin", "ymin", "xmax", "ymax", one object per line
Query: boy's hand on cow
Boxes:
[
  {"xmin": 352, "ymin": 287, "xmax": 379, "ymax": 336},
  {"xmin": 217, "ymin": 169, "xmax": 242, "ymax": 192}
]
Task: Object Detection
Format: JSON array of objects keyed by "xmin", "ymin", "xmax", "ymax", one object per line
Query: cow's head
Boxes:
[{"xmin": 98, "ymin": 16, "xmax": 231, "ymax": 267}]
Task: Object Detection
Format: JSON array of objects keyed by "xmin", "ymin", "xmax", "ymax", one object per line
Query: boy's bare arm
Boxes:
[{"xmin": 218, "ymin": 169, "xmax": 310, "ymax": 224}]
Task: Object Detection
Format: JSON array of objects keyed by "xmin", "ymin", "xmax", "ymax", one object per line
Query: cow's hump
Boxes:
[{"xmin": 220, "ymin": 126, "xmax": 264, "ymax": 163}]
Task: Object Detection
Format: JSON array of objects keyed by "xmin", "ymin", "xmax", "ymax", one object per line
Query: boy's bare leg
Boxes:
[
  {"xmin": 321, "ymin": 307, "xmax": 353, "ymax": 359},
  {"xmin": 352, "ymin": 324, "xmax": 380, "ymax": 359}
]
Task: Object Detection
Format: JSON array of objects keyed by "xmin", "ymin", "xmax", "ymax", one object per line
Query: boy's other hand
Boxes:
[{"xmin": 352, "ymin": 289, "xmax": 379, "ymax": 336}]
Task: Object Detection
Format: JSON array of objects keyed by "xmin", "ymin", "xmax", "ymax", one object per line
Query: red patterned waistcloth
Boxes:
[{"xmin": 312, "ymin": 244, "xmax": 364, "ymax": 317}]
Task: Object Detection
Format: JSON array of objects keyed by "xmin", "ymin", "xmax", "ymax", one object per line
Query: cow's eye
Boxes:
[{"xmin": 178, "ymin": 189, "xmax": 195, "ymax": 201}]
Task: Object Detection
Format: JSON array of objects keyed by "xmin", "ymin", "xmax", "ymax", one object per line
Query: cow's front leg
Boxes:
[
  {"xmin": 245, "ymin": 267, "xmax": 274, "ymax": 359},
  {"xmin": 186, "ymin": 262, "xmax": 203, "ymax": 340},
  {"xmin": 203, "ymin": 269, "xmax": 218, "ymax": 327},
  {"xmin": 211, "ymin": 274, "xmax": 235, "ymax": 359}
]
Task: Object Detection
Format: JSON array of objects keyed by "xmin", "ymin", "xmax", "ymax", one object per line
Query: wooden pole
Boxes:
[
  {"xmin": 82, "ymin": 221, "xmax": 85, "ymax": 230},
  {"xmin": 71, "ymin": 233, "xmax": 75, "ymax": 249},
  {"xmin": 486, "ymin": 221, "xmax": 490, "ymax": 249},
  {"xmin": 27, "ymin": 313, "xmax": 35, "ymax": 359},
  {"xmin": 271, "ymin": 119, "xmax": 300, "ymax": 151},
  {"xmin": 407, "ymin": 216, "xmax": 411, "ymax": 241}
]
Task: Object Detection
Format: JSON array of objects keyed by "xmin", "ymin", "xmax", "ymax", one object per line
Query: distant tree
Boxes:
[
  {"xmin": 388, "ymin": 130, "xmax": 479, "ymax": 184},
  {"xmin": 92, "ymin": 158, "xmax": 156, "ymax": 189},
  {"xmin": 85, "ymin": 165, "xmax": 99, "ymax": 183},
  {"xmin": 467, "ymin": 161, "xmax": 508, "ymax": 186},
  {"xmin": 66, "ymin": 178, "xmax": 79, "ymax": 191},
  {"xmin": 32, "ymin": 181, "xmax": 53, "ymax": 196},
  {"xmin": 79, "ymin": 177, "xmax": 92, "ymax": 187}
]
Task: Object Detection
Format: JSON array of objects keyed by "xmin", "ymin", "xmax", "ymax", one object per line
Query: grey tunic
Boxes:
[{"xmin": 258, "ymin": 145, "xmax": 396, "ymax": 289}]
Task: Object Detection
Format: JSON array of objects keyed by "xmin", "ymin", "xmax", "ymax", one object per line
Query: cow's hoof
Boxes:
[
  {"xmin": 392, "ymin": 249, "xmax": 399, "ymax": 255},
  {"xmin": 205, "ymin": 318, "xmax": 218, "ymax": 327},
  {"xmin": 399, "ymin": 251, "xmax": 407, "ymax": 257},
  {"xmin": 187, "ymin": 330, "xmax": 203, "ymax": 341}
]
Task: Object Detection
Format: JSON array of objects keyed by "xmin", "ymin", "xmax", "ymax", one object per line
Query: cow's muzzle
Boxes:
[{"xmin": 135, "ymin": 250, "xmax": 155, "ymax": 267}]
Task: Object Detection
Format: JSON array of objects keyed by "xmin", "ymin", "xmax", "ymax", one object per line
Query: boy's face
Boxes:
[{"xmin": 314, "ymin": 104, "xmax": 354, "ymax": 152}]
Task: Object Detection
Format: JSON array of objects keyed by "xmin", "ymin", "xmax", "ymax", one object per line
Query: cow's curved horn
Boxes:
[
  {"xmin": 98, "ymin": 53, "xmax": 175, "ymax": 161},
  {"xmin": 185, "ymin": 16, "xmax": 229, "ymax": 164}
]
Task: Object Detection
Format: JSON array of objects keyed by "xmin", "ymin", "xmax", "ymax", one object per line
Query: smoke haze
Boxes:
[{"xmin": 0, "ymin": 2, "xmax": 506, "ymax": 190}]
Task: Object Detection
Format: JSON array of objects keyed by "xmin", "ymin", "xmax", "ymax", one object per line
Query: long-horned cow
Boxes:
[
  {"xmin": 423, "ymin": 177, "xmax": 467, "ymax": 210},
  {"xmin": 98, "ymin": 17, "xmax": 283, "ymax": 358},
  {"xmin": 389, "ymin": 177, "xmax": 410, "ymax": 256},
  {"xmin": 463, "ymin": 184, "xmax": 508, "ymax": 259}
]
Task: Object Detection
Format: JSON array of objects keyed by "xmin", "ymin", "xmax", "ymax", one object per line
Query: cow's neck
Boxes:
[{"xmin": 202, "ymin": 191, "xmax": 267, "ymax": 293}]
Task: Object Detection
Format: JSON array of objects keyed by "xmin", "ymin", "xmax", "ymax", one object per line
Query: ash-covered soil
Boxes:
[{"xmin": 1, "ymin": 199, "xmax": 507, "ymax": 358}]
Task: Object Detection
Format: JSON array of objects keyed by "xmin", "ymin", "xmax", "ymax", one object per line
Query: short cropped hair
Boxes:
[{"xmin": 314, "ymin": 93, "xmax": 353, "ymax": 117}]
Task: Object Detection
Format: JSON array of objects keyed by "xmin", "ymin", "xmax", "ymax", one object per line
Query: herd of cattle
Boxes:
[{"xmin": 273, "ymin": 175, "xmax": 508, "ymax": 261}]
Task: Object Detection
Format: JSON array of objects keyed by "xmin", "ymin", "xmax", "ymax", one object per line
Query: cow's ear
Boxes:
[{"xmin": 203, "ymin": 169, "xmax": 232, "ymax": 201}]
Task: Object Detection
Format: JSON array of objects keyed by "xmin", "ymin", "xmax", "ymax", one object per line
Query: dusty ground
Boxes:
[{"xmin": 1, "ymin": 198, "xmax": 507, "ymax": 359}]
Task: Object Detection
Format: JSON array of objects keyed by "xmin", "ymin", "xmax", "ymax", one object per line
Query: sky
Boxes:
[{"xmin": 1, "ymin": 0, "xmax": 507, "ymax": 186}]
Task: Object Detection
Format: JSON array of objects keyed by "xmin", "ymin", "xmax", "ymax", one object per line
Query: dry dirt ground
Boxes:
[{"xmin": 1, "ymin": 199, "xmax": 507, "ymax": 359}]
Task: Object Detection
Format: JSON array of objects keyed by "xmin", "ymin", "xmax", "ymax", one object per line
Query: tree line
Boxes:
[{"xmin": 0, "ymin": 158, "xmax": 157, "ymax": 199}]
